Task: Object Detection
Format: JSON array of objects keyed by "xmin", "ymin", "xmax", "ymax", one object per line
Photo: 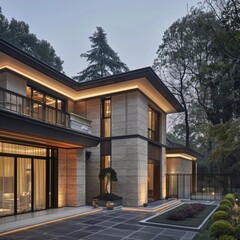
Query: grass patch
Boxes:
[{"xmin": 148, "ymin": 204, "xmax": 216, "ymax": 228}]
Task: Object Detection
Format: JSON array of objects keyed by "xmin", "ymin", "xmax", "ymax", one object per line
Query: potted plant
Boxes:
[
  {"xmin": 99, "ymin": 167, "xmax": 118, "ymax": 194},
  {"xmin": 93, "ymin": 167, "xmax": 122, "ymax": 209}
]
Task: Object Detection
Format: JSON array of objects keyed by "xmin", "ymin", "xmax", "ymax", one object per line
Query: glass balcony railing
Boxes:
[{"xmin": 0, "ymin": 88, "xmax": 92, "ymax": 135}]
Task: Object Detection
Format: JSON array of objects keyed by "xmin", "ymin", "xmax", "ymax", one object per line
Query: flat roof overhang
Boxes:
[
  {"xmin": 0, "ymin": 38, "xmax": 183, "ymax": 114},
  {"xmin": 166, "ymin": 147, "xmax": 203, "ymax": 161},
  {"xmin": 0, "ymin": 109, "xmax": 100, "ymax": 148}
]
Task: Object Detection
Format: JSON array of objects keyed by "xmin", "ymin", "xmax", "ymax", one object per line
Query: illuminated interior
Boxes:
[
  {"xmin": 166, "ymin": 153, "xmax": 197, "ymax": 161},
  {"xmin": 0, "ymin": 142, "xmax": 56, "ymax": 217}
]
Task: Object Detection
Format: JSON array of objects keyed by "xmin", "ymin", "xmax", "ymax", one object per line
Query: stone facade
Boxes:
[
  {"xmin": 58, "ymin": 148, "xmax": 86, "ymax": 207},
  {"xmin": 81, "ymin": 90, "xmax": 166, "ymax": 206}
]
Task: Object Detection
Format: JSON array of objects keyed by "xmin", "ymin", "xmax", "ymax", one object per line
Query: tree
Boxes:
[
  {"xmin": 0, "ymin": 8, "xmax": 64, "ymax": 72},
  {"xmin": 154, "ymin": 2, "xmax": 240, "ymax": 173},
  {"xmin": 99, "ymin": 167, "xmax": 117, "ymax": 193},
  {"xmin": 153, "ymin": 9, "xmax": 219, "ymax": 146},
  {"xmin": 74, "ymin": 27, "xmax": 129, "ymax": 82}
]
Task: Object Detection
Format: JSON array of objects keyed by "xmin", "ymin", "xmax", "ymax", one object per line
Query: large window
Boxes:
[
  {"xmin": 0, "ymin": 141, "xmax": 56, "ymax": 217},
  {"xmin": 101, "ymin": 99, "xmax": 111, "ymax": 137},
  {"xmin": 148, "ymin": 106, "xmax": 159, "ymax": 141},
  {"xmin": 26, "ymin": 86, "xmax": 66, "ymax": 125}
]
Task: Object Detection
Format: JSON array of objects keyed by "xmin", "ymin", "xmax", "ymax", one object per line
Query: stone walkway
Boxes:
[{"xmin": 0, "ymin": 209, "xmax": 197, "ymax": 240}]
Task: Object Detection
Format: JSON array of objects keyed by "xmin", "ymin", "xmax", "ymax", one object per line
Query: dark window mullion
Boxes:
[
  {"xmin": 31, "ymin": 158, "xmax": 34, "ymax": 212},
  {"xmin": 14, "ymin": 157, "xmax": 17, "ymax": 214}
]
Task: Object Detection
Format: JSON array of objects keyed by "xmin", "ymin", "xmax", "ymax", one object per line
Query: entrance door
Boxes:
[{"xmin": 148, "ymin": 160, "xmax": 160, "ymax": 202}]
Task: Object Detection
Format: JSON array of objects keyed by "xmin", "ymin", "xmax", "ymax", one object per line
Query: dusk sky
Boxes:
[{"xmin": 0, "ymin": 0, "xmax": 200, "ymax": 77}]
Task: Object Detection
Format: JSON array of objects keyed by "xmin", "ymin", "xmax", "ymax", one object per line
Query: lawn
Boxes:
[{"xmin": 147, "ymin": 204, "xmax": 216, "ymax": 228}]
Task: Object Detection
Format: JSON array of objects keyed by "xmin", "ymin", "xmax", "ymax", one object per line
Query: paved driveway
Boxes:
[{"xmin": 1, "ymin": 210, "xmax": 197, "ymax": 240}]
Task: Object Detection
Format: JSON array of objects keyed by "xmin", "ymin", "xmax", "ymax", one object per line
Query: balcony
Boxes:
[{"xmin": 0, "ymin": 87, "xmax": 92, "ymax": 134}]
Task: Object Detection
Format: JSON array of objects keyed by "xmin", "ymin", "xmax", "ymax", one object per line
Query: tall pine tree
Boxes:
[{"xmin": 74, "ymin": 27, "xmax": 129, "ymax": 82}]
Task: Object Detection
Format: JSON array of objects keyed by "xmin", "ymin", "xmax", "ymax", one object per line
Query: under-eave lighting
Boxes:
[{"xmin": 166, "ymin": 153, "xmax": 196, "ymax": 161}]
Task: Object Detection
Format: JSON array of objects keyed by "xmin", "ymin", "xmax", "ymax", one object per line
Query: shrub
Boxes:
[
  {"xmin": 234, "ymin": 192, "xmax": 240, "ymax": 200},
  {"xmin": 224, "ymin": 193, "xmax": 236, "ymax": 205},
  {"xmin": 235, "ymin": 224, "xmax": 240, "ymax": 239},
  {"xmin": 216, "ymin": 205, "xmax": 232, "ymax": 213},
  {"xmin": 209, "ymin": 220, "xmax": 235, "ymax": 239},
  {"xmin": 219, "ymin": 235, "xmax": 237, "ymax": 240},
  {"xmin": 221, "ymin": 199, "xmax": 234, "ymax": 208},
  {"xmin": 167, "ymin": 203, "xmax": 205, "ymax": 220},
  {"xmin": 211, "ymin": 211, "xmax": 230, "ymax": 222}
]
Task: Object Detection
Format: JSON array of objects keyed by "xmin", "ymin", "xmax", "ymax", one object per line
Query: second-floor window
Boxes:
[
  {"xmin": 101, "ymin": 99, "xmax": 111, "ymax": 137},
  {"xmin": 26, "ymin": 86, "xmax": 67, "ymax": 125},
  {"xmin": 148, "ymin": 106, "xmax": 159, "ymax": 141}
]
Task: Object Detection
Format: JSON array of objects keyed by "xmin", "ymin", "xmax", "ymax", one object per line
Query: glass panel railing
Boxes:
[{"xmin": 0, "ymin": 87, "xmax": 70, "ymax": 128}]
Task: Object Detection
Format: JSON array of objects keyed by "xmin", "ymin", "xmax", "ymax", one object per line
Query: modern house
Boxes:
[{"xmin": 0, "ymin": 38, "xmax": 198, "ymax": 217}]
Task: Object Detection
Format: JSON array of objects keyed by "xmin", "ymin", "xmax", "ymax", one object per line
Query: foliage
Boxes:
[
  {"xmin": 167, "ymin": 203, "xmax": 205, "ymax": 221},
  {"xmin": 216, "ymin": 204, "xmax": 232, "ymax": 213},
  {"xmin": 235, "ymin": 224, "xmax": 240, "ymax": 239},
  {"xmin": 99, "ymin": 167, "xmax": 117, "ymax": 193},
  {"xmin": 208, "ymin": 119, "xmax": 240, "ymax": 173},
  {"xmin": 211, "ymin": 211, "xmax": 230, "ymax": 222},
  {"xmin": 220, "ymin": 199, "xmax": 234, "ymax": 208},
  {"xmin": 74, "ymin": 27, "xmax": 129, "ymax": 82},
  {"xmin": 224, "ymin": 193, "xmax": 236, "ymax": 205},
  {"xmin": 219, "ymin": 235, "xmax": 237, "ymax": 240},
  {"xmin": 154, "ymin": 0, "xmax": 240, "ymax": 171},
  {"xmin": 209, "ymin": 220, "xmax": 235, "ymax": 239},
  {"xmin": 0, "ymin": 8, "xmax": 64, "ymax": 72}
]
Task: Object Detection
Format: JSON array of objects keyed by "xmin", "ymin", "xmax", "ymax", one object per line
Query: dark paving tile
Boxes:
[
  {"xmin": 139, "ymin": 226, "xmax": 165, "ymax": 234},
  {"xmin": 66, "ymin": 230, "xmax": 93, "ymax": 239},
  {"xmin": 128, "ymin": 231, "xmax": 157, "ymax": 240},
  {"xmin": 113, "ymin": 223, "xmax": 143, "ymax": 231},
  {"xmin": 82, "ymin": 219, "xmax": 102, "ymax": 225},
  {"xmin": 82, "ymin": 225, "xmax": 105, "ymax": 233},
  {"xmin": 160, "ymin": 229, "xmax": 186, "ymax": 238},
  {"xmin": 153, "ymin": 235, "xmax": 180, "ymax": 240},
  {"xmin": 94, "ymin": 216, "xmax": 113, "ymax": 221},
  {"xmin": 100, "ymin": 228, "xmax": 134, "ymax": 237},
  {"xmin": 55, "ymin": 236, "xmax": 77, "ymax": 240},
  {"xmin": 96, "ymin": 220, "xmax": 118, "ymax": 227},
  {"xmin": 84, "ymin": 233, "xmax": 122, "ymax": 240},
  {"xmin": 48, "ymin": 227, "xmax": 73, "ymax": 235},
  {"xmin": 27, "ymin": 233, "xmax": 58, "ymax": 240},
  {"xmin": 65, "ymin": 224, "xmax": 90, "ymax": 230},
  {"xmin": 109, "ymin": 217, "xmax": 127, "ymax": 222},
  {"xmin": 183, "ymin": 231, "xmax": 197, "ymax": 238}
]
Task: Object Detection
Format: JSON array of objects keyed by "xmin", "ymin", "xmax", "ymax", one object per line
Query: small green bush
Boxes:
[
  {"xmin": 211, "ymin": 211, "xmax": 230, "ymax": 222},
  {"xmin": 235, "ymin": 224, "xmax": 240, "ymax": 239},
  {"xmin": 216, "ymin": 204, "xmax": 232, "ymax": 213},
  {"xmin": 221, "ymin": 199, "xmax": 234, "ymax": 208},
  {"xmin": 234, "ymin": 192, "xmax": 240, "ymax": 200},
  {"xmin": 219, "ymin": 235, "xmax": 237, "ymax": 240},
  {"xmin": 224, "ymin": 193, "xmax": 236, "ymax": 205},
  {"xmin": 209, "ymin": 220, "xmax": 235, "ymax": 239}
]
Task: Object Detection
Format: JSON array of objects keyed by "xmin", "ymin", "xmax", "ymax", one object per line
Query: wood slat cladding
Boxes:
[{"xmin": 148, "ymin": 143, "xmax": 161, "ymax": 161}]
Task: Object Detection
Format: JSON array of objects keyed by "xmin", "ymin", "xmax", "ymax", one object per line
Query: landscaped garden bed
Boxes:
[{"xmin": 146, "ymin": 203, "xmax": 216, "ymax": 228}]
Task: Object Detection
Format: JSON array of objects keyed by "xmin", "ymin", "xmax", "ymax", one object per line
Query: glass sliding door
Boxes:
[
  {"xmin": 34, "ymin": 159, "xmax": 46, "ymax": 211},
  {"xmin": 0, "ymin": 156, "xmax": 15, "ymax": 217},
  {"xmin": 17, "ymin": 158, "xmax": 32, "ymax": 213}
]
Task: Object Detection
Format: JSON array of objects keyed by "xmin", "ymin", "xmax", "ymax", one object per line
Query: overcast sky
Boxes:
[{"xmin": 0, "ymin": 0, "xmax": 200, "ymax": 77}]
